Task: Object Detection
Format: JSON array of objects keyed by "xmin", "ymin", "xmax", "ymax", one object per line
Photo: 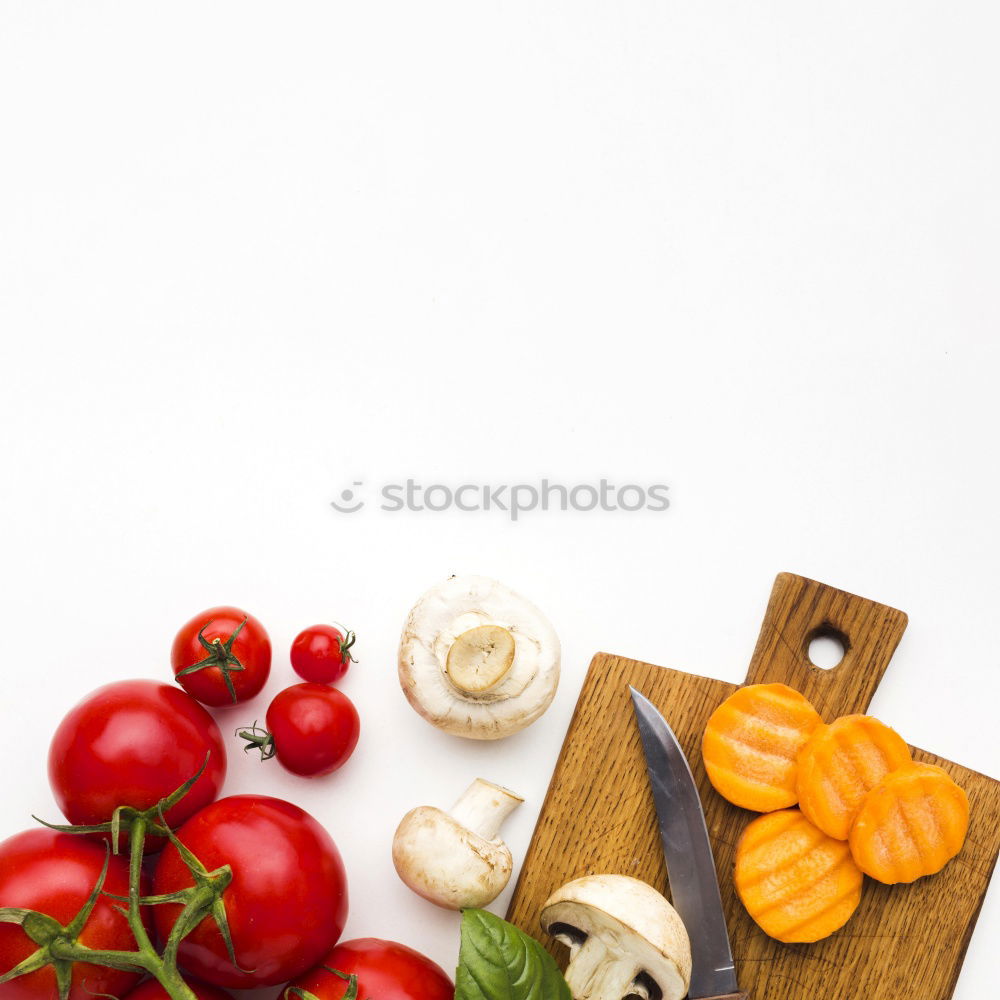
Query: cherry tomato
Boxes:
[
  {"xmin": 151, "ymin": 795, "xmax": 348, "ymax": 988},
  {"xmin": 0, "ymin": 829, "xmax": 149, "ymax": 1000},
  {"xmin": 284, "ymin": 939, "xmax": 453, "ymax": 1000},
  {"xmin": 171, "ymin": 607, "xmax": 271, "ymax": 707},
  {"xmin": 290, "ymin": 624, "xmax": 356, "ymax": 684},
  {"xmin": 241, "ymin": 683, "xmax": 360, "ymax": 777},
  {"xmin": 48, "ymin": 680, "xmax": 226, "ymax": 833},
  {"xmin": 123, "ymin": 977, "xmax": 232, "ymax": 1000}
]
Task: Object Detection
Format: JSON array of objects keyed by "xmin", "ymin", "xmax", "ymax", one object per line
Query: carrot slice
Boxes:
[
  {"xmin": 796, "ymin": 714, "xmax": 912, "ymax": 840},
  {"xmin": 849, "ymin": 762, "xmax": 969, "ymax": 884},
  {"xmin": 735, "ymin": 809, "xmax": 863, "ymax": 943},
  {"xmin": 702, "ymin": 683, "xmax": 823, "ymax": 812}
]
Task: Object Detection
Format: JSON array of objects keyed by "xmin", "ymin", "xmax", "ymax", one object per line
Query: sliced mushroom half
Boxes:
[
  {"xmin": 540, "ymin": 875, "xmax": 692, "ymax": 1000},
  {"xmin": 398, "ymin": 575, "xmax": 560, "ymax": 739}
]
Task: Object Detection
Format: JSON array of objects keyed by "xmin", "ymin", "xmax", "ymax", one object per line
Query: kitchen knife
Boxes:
[{"xmin": 630, "ymin": 686, "xmax": 747, "ymax": 1000}]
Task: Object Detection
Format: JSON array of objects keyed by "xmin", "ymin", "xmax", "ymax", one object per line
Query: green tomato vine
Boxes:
[{"xmin": 0, "ymin": 759, "xmax": 234, "ymax": 1000}]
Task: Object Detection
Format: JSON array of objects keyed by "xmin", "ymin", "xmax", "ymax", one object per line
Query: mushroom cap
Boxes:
[
  {"xmin": 398, "ymin": 575, "xmax": 560, "ymax": 739},
  {"xmin": 541, "ymin": 875, "xmax": 692, "ymax": 999},
  {"xmin": 392, "ymin": 805, "xmax": 513, "ymax": 909}
]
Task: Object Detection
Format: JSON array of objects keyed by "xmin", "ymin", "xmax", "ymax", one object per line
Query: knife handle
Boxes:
[{"xmin": 701, "ymin": 993, "xmax": 749, "ymax": 1000}]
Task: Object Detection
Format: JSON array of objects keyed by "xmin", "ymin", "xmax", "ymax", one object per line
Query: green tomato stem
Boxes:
[
  {"xmin": 46, "ymin": 813, "xmax": 217, "ymax": 1000},
  {"xmin": 237, "ymin": 724, "xmax": 276, "ymax": 761},
  {"xmin": 126, "ymin": 818, "xmax": 157, "ymax": 958}
]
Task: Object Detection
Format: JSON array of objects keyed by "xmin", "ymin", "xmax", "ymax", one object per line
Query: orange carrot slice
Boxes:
[
  {"xmin": 702, "ymin": 683, "xmax": 823, "ymax": 812},
  {"xmin": 735, "ymin": 809, "xmax": 864, "ymax": 943},
  {"xmin": 796, "ymin": 714, "xmax": 912, "ymax": 840},
  {"xmin": 849, "ymin": 761, "xmax": 969, "ymax": 884}
]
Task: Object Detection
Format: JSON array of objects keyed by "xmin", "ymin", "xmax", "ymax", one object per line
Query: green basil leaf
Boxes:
[{"xmin": 456, "ymin": 908, "xmax": 572, "ymax": 1000}]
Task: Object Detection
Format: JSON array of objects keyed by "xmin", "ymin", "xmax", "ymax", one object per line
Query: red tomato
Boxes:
[
  {"xmin": 290, "ymin": 624, "xmax": 356, "ymax": 684},
  {"xmin": 122, "ymin": 977, "xmax": 232, "ymax": 1000},
  {"xmin": 242, "ymin": 683, "xmax": 360, "ymax": 777},
  {"xmin": 284, "ymin": 939, "xmax": 453, "ymax": 1000},
  {"xmin": 171, "ymin": 607, "xmax": 271, "ymax": 707},
  {"xmin": 0, "ymin": 829, "xmax": 148, "ymax": 1000},
  {"xmin": 48, "ymin": 680, "xmax": 226, "ymax": 833},
  {"xmin": 151, "ymin": 795, "xmax": 348, "ymax": 988}
]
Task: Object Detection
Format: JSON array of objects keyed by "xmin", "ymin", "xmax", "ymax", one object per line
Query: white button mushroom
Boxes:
[
  {"xmin": 392, "ymin": 778, "xmax": 523, "ymax": 909},
  {"xmin": 540, "ymin": 875, "xmax": 692, "ymax": 1000},
  {"xmin": 398, "ymin": 575, "xmax": 560, "ymax": 740}
]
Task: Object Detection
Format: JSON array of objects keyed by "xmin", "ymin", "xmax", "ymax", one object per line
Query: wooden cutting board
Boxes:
[{"xmin": 506, "ymin": 573, "xmax": 1000, "ymax": 1000}]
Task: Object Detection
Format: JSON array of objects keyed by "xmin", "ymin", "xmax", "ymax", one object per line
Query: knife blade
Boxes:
[{"xmin": 630, "ymin": 686, "xmax": 739, "ymax": 1000}]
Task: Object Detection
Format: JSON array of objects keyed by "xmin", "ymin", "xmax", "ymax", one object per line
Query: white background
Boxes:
[{"xmin": 1, "ymin": 2, "xmax": 998, "ymax": 997}]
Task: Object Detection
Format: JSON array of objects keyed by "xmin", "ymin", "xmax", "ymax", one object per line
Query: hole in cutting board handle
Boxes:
[{"xmin": 806, "ymin": 625, "xmax": 848, "ymax": 670}]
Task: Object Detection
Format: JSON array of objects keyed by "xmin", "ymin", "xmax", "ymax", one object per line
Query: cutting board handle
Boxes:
[{"xmin": 742, "ymin": 573, "xmax": 908, "ymax": 719}]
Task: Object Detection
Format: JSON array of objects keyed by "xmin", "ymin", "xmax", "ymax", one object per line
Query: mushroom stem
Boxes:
[
  {"xmin": 446, "ymin": 624, "xmax": 516, "ymax": 694},
  {"xmin": 449, "ymin": 779, "xmax": 523, "ymax": 840},
  {"xmin": 563, "ymin": 937, "xmax": 641, "ymax": 1000}
]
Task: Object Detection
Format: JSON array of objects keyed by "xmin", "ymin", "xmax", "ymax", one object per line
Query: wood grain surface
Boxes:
[{"xmin": 506, "ymin": 573, "xmax": 1000, "ymax": 1000}]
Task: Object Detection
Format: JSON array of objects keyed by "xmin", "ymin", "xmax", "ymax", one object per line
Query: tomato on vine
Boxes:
[
  {"xmin": 239, "ymin": 683, "xmax": 360, "ymax": 777},
  {"xmin": 151, "ymin": 795, "xmax": 349, "ymax": 988},
  {"xmin": 48, "ymin": 680, "xmax": 226, "ymax": 832},
  {"xmin": 0, "ymin": 829, "xmax": 149, "ymax": 1000},
  {"xmin": 284, "ymin": 939, "xmax": 453, "ymax": 1000},
  {"xmin": 290, "ymin": 624, "xmax": 356, "ymax": 684},
  {"xmin": 123, "ymin": 978, "xmax": 233, "ymax": 1000},
  {"xmin": 171, "ymin": 607, "xmax": 271, "ymax": 706}
]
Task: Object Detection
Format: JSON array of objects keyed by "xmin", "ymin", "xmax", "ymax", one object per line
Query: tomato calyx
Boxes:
[
  {"xmin": 236, "ymin": 722, "xmax": 276, "ymax": 761},
  {"xmin": 175, "ymin": 619, "xmax": 249, "ymax": 704},
  {"xmin": 0, "ymin": 849, "xmax": 146, "ymax": 999},
  {"xmin": 4, "ymin": 762, "xmax": 242, "ymax": 1000},
  {"xmin": 128, "ymin": 806, "xmax": 244, "ymax": 976},
  {"xmin": 335, "ymin": 625, "xmax": 358, "ymax": 664},
  {"xmin": 285, "ymin": 967, "xmax": 365, "ymax": 1000}
]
